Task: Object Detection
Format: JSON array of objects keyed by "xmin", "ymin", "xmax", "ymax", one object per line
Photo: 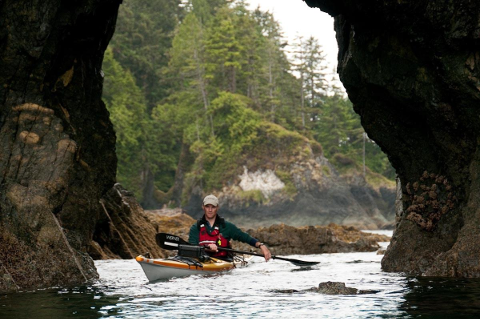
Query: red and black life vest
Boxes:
[{"xmin": 197, "ymin": 216, "xmax": 230, "ymax": 258}]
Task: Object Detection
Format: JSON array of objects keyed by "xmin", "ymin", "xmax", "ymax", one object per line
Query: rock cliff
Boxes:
[
  {"xmin": 304, "ymin": 0, "xmax": 480, "ymax": 277},
  {"xmin": 0, "ymin": 0, "xmax": 122, "ymax": 292},
  {"xmin": 186, "ymin": 161, "xmax": 395, "ymax": 229}
]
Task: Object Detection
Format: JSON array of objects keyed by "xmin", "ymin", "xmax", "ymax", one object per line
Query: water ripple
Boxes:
[{"xmin": 2, "ymin": 238, "xmax": 480, "ymax": 318}]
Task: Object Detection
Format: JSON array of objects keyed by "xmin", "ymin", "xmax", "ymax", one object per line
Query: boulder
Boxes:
[{"xmin": 312, "ymin": 282, "xmax": 379, "ymax": 295}]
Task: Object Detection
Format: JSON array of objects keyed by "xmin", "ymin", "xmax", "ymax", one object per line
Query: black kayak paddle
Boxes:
[{"xmin": 155, "ymin": 233, "xmax": 320, "ymax": 267}]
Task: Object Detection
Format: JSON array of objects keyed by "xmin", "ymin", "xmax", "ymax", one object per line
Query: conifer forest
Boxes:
[{"xmin": 103, "ymin": 0, "xmax": 393, "ymax": 208}]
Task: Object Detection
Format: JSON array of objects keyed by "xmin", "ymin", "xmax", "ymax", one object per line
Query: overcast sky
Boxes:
[{"xmin": 246, "ymin": 0, "xmax": 338, "ymax": 71}]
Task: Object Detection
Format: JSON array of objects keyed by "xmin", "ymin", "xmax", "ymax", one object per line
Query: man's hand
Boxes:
[
  {"xmin": 206, "ymin": 243, "xmax": 218, "ymax": 252},
  {"xmin": 260, "ymin": 245, "xmax": 271, "ymax": 262}
]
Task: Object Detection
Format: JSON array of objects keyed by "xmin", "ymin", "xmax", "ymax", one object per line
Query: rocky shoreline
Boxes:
[
  {"xmin": 236, "ymin": 223, "xmax": 389, "ymax": 256},
  {"xmin": 91, "ymin": 207, "xmax": 390, "ymax": 259}
]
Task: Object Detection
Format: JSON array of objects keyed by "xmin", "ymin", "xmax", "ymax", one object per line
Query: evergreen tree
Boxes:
[
  {"xmin": 186, "ymin": 0, "xmax": 229, "ymax": 23},
  {"xmin": 102, "ymin": 48, "xmax": 148, "ymax": 199},
  {"xmin": 251, "ymin": 9, "xmax": 295, "ymax": 126},
  {"xmin": 109, "ymin": 0, "xmax": 184, "ymax": 109},
  {"xmin": 103, "ymin": 48, "xmax": 180, "ymax": 206},
  {"xmin": 314, "ymin": 94, "xmax": 360, "ymax": 157},
  {"xmin": 292, "ymin": 35, "xmax": 328, "ymax": 131},
  {"xmin": 230, "ymin": 2, "xmax": 263, "ymax": 101},
  {"xmin": 303, "ymin": 36, "xmax": 327, "ymax": 107},
  {"xmin": 204, "ymin": 6, "xmax": 243, "ymax": 93},
  {"xmin": 189, "ymin": 91, "xmax": 261, "ymax": 189},
  {"xmin": 313, "ymin": 94, "xmax": 394, "ymax": 178},
  {"xmin": 168, "ymin": 12, "xmax": 214, "ymax": 136}
]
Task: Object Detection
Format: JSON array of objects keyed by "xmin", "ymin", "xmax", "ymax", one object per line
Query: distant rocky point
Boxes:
[{"xmin": 184, "ymin": 158, "xmax": 396, "ymax": 231}]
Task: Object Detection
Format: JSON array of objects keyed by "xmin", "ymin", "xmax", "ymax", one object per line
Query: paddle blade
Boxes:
[{"xmin": 156, "ymin": 233, "xmax": 190, "ymax": 250}]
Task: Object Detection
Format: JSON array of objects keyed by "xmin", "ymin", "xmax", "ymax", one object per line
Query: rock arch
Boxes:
[
  {"xmin": 305, "ymin": 0, "xmax": 480, "ymax": 276},
  {"xmin": 2, "ymin": 0, "xmax": 480, "ymax": 292}
]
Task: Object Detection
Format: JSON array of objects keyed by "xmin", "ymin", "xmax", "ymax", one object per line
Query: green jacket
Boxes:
[{"xmin": 188, "ymin": 215, "xmax": 258, "ymax": 247}]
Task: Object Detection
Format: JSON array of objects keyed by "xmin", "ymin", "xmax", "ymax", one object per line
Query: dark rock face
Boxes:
[
  {"xmin": 91, "ymin": 184, "xmax": 167, "ymax": 260},
  {"xmin": 0, "ymin": 0, "xmax": 121, "ymax": 292},
  {"xmin": 304, "ymin": 0, "xmax": 480, "ymax": 276}
]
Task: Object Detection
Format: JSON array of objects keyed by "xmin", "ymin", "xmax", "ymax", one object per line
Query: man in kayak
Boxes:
[{"xmin": 189, "ymin": 194, "xmax": 272, "ymax": 262}]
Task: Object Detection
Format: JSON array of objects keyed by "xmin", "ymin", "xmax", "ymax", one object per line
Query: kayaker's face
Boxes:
[{"xmin": 203, "ymin": 204, "xmax": 218, "ymax": 220}]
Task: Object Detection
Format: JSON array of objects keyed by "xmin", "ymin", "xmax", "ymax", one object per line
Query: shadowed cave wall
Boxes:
[
  {"xmin": 0, "ymin": 0, "xmax": 167, "ymax": 293},
  {"xmin": 0, "ymin": 0, "xmax": 125, "ymax": 292},
  {"xmin": 304, "ymin": 0, "xmax": 480, "ymax": 276}
]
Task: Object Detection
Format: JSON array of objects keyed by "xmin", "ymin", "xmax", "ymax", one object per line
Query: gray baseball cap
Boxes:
[{"xmin": 203, "ymin": 194, "xmax": 219, "ymax": 206}]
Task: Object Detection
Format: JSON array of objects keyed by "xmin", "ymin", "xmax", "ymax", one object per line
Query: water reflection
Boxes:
[
  {"xmin": 291, "ymin": 266, "xmax": 314, "ymax": 272},
  {"xmin": 3, "ymin": 253, "xmax": 480, "ymax": 318},
  {"xmin": 401, "ymin": 277, "xmax": 480, "ymax": 318},
  {"xmin": 0, "ymin": 286, "xmax": 119, "ymax": 319}
]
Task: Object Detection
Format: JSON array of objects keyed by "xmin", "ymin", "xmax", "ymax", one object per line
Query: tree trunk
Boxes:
[
  {"xmin": 141, "ymin": 167, "xmax": 162, "ymax": 209},
  {"xmin": 0, "ymin": 0, "xmax": 121, "ymax": 292},
  {"xmin": 170, "ymin": 142, "xmax": 195, "ymax": 207}
]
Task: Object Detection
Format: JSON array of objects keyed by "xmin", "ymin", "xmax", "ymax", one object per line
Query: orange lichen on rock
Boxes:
[
  {"xmin": 12, "ymin": 103, "xmax": 54, "ymax": 114},
  {"xmin": 57, "ymin": 139, "xmax": 77, "ymax": 154},
  {"xmin": 59, "ymin": 65, "xmax": 74, "ymax": 87},
  {"xmin": 19, "ymin": 131, "xmax": 40, "ymax": 144}
]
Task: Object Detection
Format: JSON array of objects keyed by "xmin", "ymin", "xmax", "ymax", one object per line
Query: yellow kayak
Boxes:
[{"xmin": 136, "ymin": 255, "xmax": 249, "ymax": 281}]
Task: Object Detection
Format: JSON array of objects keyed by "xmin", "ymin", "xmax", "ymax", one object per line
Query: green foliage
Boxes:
[
  {"xmin": 109, "ymin": 0, "xmax": 184, "ymax": 108},
  {"xmin": 322, "ymin": 165, "xmax": 331, "ymax": 177},
  {"xmin": 238, "ymin": 190, "xmax": 266, "ymax": 205},
  {"xmin": 314, "ymin": 94, "xmax": 394, "ymax": 178},
  {"xmin": 102, "ymin": 48, "xmax": 147, "ymax": 199},
  {"xmin": 168, "ymin": 12, "xmax": 206, "ymax": 88},
  {"xmin": 275, "ymin": 170, "xmax": 297, "ymax": 198},
  {"xmin": 210, "ymin": 92, "xmax": 260, "ymax": 151},
  {"xmin": 103, "ymin": 0, "xmax": 395, "ymax": 207},
  {"xmin": 149, "ymin": 103, "xmax": 184, "ymax": 191},
  {"xmin": 189, "ymin": 92, "xmax": 262, "ymax": 189},
  {"xmin": 314, "ymin": 95, "xmax": 359, "ymax": 156},
  {"xmin": 256, "ymin": 122, "xmax": 308, "ymax": 161},
  {"xmin": 103, "ymin": 48, "xmax": 181, "ymax": 204},
  {"xmin": 204, "ymin": 6, "xmax": 243, "ymax": 92},
  {"xmin": 365, "ymin": 169, "xmax": 396, "ymax": 189}
]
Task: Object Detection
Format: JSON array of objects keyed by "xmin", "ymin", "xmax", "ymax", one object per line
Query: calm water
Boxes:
[{"xmin": 2, "ymin": 233, "xmax": 480, "ymax": 318}]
